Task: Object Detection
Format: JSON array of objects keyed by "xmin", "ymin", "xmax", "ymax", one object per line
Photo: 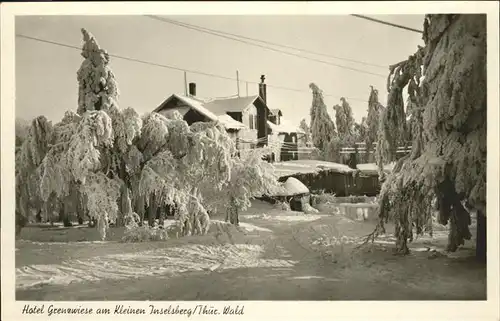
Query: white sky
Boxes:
[{"xmin": 16, "ymin": 15, "xmax": 425, "ymax": 127}]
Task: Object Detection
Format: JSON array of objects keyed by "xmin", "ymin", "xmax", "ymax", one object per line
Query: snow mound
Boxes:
[{"xmin": 274, "ymin": 177, "xmax": 309, "ymax": 196}]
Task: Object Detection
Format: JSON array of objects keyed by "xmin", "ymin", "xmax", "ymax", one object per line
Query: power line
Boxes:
[
  {"xmin": 350, "ymin": 15, "xmax": 424, "ymax": 34},
  {"xmin": 146, "ymin": 15, "xmax": 387, "ymax": 79},
  {"xmin": 146, "ymin": 15, "xmax": 388, "ymax": 70},
  {"xmin": 16, "ymin": 33, "xmax": 369, "ymax": 103},
  {"xmin": 16, "ymin": 34, "xmax": 236, "ymax": 82}
]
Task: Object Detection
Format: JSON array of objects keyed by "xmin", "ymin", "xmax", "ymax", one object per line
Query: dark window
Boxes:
[
  {"xmin": 249, "ymin": 114, "xmax": 254, "ymax": 129},
  {"xmin": 254, "ymin": 115, "xmax": 258, "ymax": 130}
]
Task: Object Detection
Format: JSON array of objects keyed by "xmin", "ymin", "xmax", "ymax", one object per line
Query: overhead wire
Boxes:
[
  {"xmin": 349, "ymin": 14, "xmax": 424, "ymax": 34},
  {"xmin": 16, "ymin": 33, "xmax": 370, "ymax": 103},
  {"xmin": 146, "ymin": 15, "xmax": 389, "ymax": 70},
  {"xmin": 146, "ymin": 15, "xmax": 388, "ymax": 79}
]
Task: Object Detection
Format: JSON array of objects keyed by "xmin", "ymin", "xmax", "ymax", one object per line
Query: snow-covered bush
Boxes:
[
  {"xmin": 275, "ymin": 201, "xmax": 291, "ymax": 211},
  {"xmin": 122, "ymin": 218, "xmax": 169, "ymax": 242},
  {"xmin": 303, "ymin": 202, "xmax": 319, "ymax": 214}
]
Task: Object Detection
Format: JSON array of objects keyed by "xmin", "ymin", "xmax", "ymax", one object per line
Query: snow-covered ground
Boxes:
[
  {"xmin": 242, "ymin": 213, "xmax": 326, "ymax": 222},
  {"xmin": 16, "ymin": 243, "xmax": 297, "ymax": 290}
]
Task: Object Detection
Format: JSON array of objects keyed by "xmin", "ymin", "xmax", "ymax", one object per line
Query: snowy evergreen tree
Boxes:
[
  {"xmin": 298, "ymin": 118, "xmax": 312, "ymax": 146},
  {"xmin": 366, "ymin": 86, "xmax": 385, "ymax": 161},
  {"xmin": 370, "ymin": 15, "xmax": 486, "ymax": 260},
  {"xmin": 333, "ymin": 97, "xmax": 355, "ymax": 142},
  {"xmin": 309, "ymin": 83, "xmax": 336, "ymax": 150},
  {"xmin": 309, "ymin": 83, "xmax": 339, "ymax": 161}
]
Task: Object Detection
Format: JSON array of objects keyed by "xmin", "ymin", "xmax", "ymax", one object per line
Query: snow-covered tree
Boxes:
[
  {"xmin": 15, "ymin": 28, "xmax": 282, "ymax": 241},
  {"xmin": 76, "ymin": 28, "xmax": 119, "ymax": 115},
  {"xmin": 333, "ymin": 97, "xmax": 355, "ymax": 142},
  {"xmin": 309, "ymin": 83, "xmax": 336, "ymax": 150},
  {"xmin": 309, "ymin": 83, "xmax": 339, "ymax": 162},
  {"xmin": 366, "ymin": 86, "xmax": 385, "ymax": 161},
  {"xmin": 216, "ymin": 147, "xmax": 281, "ymax": 225},
  {"xmin": 298, "ymin": 118, "xmax": 312, "ymax": 147},
  {"xmin": 15, "ymin": 116, "xmax": 53, "ymax": 235},
  {"xmin": 371, "ymin": 14, "xmax": 486, "ymax": 260}
]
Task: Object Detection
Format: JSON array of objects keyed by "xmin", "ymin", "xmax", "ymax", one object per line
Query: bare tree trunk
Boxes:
[
  {"xmin": 148, "ymin": 194, "xmax": 157, "ymax": 227},
  {"xmin": 60, "ymin": 198, "xmax": 72, "ymax": 227},
  {"xmin": 227, "ymin": 197, "xmax": 239, "ymax": 226},
  {"xmin": 115, "ymin": 185, "xmax": 129, "ymax": 227},
  {"xmin": 15, "ymin": 210, "xmax": 27, "ymax": 238},
  {"xmin": 76, "ymin": 189, "xmax": 84, "ymax": 225},
  {"xmin": 136, "ymin": 195, "xmax": 145, "ymax": 227},
  {"xmin": 476, "ymin": 210, "xmax": 486, "ymax": 263},
  {"xmin": 158, "ymin": 205, "xmax": 165, "ymax": 227}
]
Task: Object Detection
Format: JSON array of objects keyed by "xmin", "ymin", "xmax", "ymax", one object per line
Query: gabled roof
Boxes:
[
  {"xmin": 154, "ymin": 94, "xmax": 219, "ymax": 121},
  {"xmin": 203, "ymin": 95, "xmax": 266, "ymax": 115},
  {"xmin": 154, "ymin": 94, "xmax": 248, "ymax": 130}
]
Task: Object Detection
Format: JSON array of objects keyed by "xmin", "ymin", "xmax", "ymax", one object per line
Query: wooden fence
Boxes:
[{"xmin": 340, "ymin": 142, "xmax": 412, "ymax": 155}]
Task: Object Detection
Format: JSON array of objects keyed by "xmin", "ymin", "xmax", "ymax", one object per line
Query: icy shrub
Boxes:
[
  {"xmin": 121, "ymin": 213, "xmax": 169, "ymax": 242},
  {"xmin": 275, "ymin": 201, "xmax": 291, "ymax": 211},
  {"xmin": 302, "ymin": 201, "xmax": 319, "ymax": 214}
]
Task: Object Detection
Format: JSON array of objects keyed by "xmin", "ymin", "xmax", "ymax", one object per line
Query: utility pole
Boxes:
[
  {"xmin": 184, "ymin": 71, "xmax": 188, "ymax": 96},
  {"xmin": 236, "ymin": 70, "xmax": 240, "ymax": 97},
  {"xmin": 246, "ymin": 81, "xmax": 249, "ymax": 96}
]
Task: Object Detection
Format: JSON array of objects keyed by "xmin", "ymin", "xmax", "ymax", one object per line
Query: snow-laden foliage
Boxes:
[
  {"xmin": 353, "ymin": 117, "xmax": 367, "ymax": 142},
  {"xmin": 77, "ymin": 28, "xmax": 119, "ymax": 115},
  {"xmin": 333, "ymin": 97, "xmax": 355, "ymax": 141},
  {"xmin": 17, "ymin": 116, "xmax": 52, "ymax": 173},
  {"xmin": 298, "ymin": 118, "xmax": 312, "ymax": 146},
  {"xmin": 15, "ymin": 118, "xmax": 30, "ymax": 148},
  {"xmin": 366, "ymin": 86, "xmax": 385, "ymax": 155},
  {"xmin": 15, "ymin": 117, "xmax": 53, "ymax": 229},
  {"xmin": 137, "ymin": 112, "xmax": 170, "ymax": 161},
  {"xmin": 372, "ymin": 14, "xmax": 486, "ymax": 255},
  {"xmin": 138, "ymin": 116, "xmax": 238, "ymax": 235},
  {"xmin": 80, "ymin": 173, "xmax": 121, "ymax": 240},
  {"xmin": 107, "ymin": 106, "xmax": 142, "ymax": 155},
  {"xmin": 221, "ymin": 147, "xmax": 281, "ymax": 224},
  {"xmin": 309, "ymin": 83, "xmax": 336, "ymax": 151}
]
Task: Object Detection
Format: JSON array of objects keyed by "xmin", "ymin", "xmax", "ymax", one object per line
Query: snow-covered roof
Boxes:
[
  {"xmin": 217, "ymin": 114, "xmax": 248, "ymax": 130},
  {"xmin": 274, "ymin": 177, "xmax": 310, "ymax": 196},
  {"xmin": 203, "ymin": 95, "xmax": 262, "ymax": 115},
  {"xmin": 173, "ymin": 94, "xmax": 220, "ymax": 121},
  {"xmin": 356, "ymin": 162, "xmax": 395, "ymax": 175},
  {"xmin": 272, "ymin": 160, "xmax": 355, "ymax": 178},
  {"xmin": 155, "ymin": 94, "xmax": 248, "ymax": 130},
  {"xmin": 267, "ymin": 118, "xmax": 305, "ymax": 134}
]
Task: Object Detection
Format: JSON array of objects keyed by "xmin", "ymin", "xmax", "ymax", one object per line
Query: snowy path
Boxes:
[{"xmin": 16, "ymin": 210, "xmax": 486, "ymax": 301}]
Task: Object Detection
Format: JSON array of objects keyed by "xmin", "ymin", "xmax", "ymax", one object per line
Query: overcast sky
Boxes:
[{"xmin": 16, "ymin": 15, "xmax": 425, "ymax": 127}]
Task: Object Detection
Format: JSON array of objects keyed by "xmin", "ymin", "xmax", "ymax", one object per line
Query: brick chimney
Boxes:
[
  {"xmin": 188, "ymin": 82, "xmax": 196, "ymax": 96},
  {"xmin": 258, "ymin": 75, "xmax": 267, "ymax": 104}
]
